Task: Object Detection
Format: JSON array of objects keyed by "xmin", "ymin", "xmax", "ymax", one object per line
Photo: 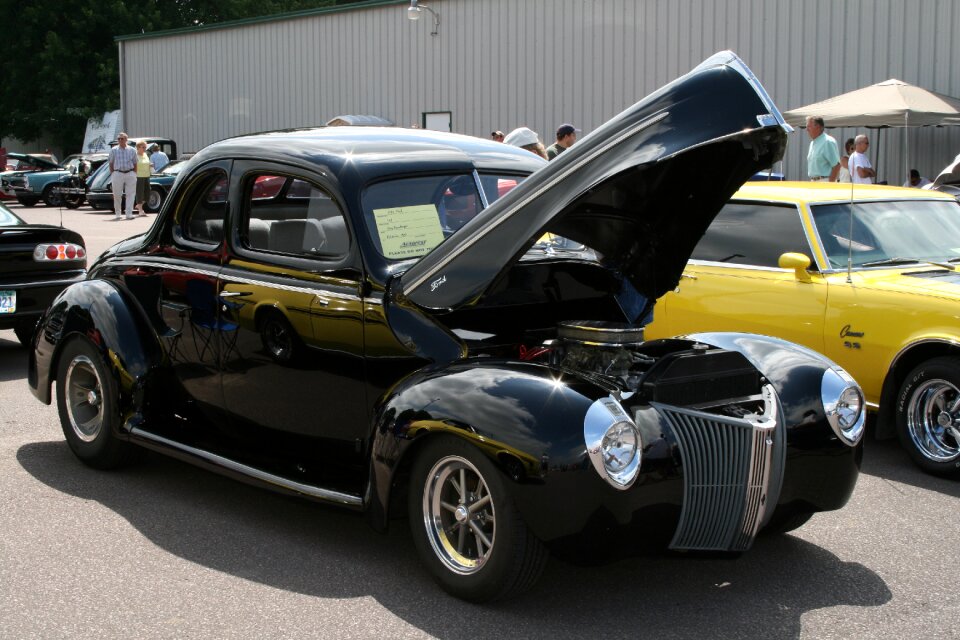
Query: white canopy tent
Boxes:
[{"xmin": 783, "ymin": 79, "xmax": 960, "ymax": 182}]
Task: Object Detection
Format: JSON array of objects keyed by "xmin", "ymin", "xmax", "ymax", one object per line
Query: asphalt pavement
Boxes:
[{"xmin": 1, "ymin": 202, "xmax": 958, "ymax": 639}]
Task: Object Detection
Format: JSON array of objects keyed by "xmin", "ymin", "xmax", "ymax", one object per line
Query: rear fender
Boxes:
[
  {"xmin": 365, "ymin": 360, "xmax": 607, "ymax": 532},
  {"xmin": 28, "ymin": 279, "xmax": 163, "ymax": 433}
]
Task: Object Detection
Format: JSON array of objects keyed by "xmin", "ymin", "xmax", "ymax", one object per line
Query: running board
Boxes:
[{"xmin": 129, "ymin": 427, "xmax": 364, "ymax": 507}]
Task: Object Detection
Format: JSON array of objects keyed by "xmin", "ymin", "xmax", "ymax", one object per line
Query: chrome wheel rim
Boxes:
[
  {"xmin": 147, "ymin": 189, "xmax": 161, "ymax": 210},
  {"xmin": 264, "ymin": 320, "xmax": 292, "ymax": 360},
  {"xmin": 422, "ymin": 455, "xmax": 496, "ymax": 575},
  {"xmin": 906, "ymin": 378, "xmax": 960, "ymax": 463},
  {"xmin": 64, "ymin": 355, "xmax": 105, "ymax": 443}
]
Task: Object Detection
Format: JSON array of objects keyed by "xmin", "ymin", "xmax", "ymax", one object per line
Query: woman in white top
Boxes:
[{"xmin": 837, "ymin": 138, "xmax": 854, "ymax": 183}]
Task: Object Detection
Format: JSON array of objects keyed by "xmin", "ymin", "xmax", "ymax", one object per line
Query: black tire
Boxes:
[
  {"xmin": 895, "ymin": 357, "xmax": 960, "ymax": 476},
  {"xmin": 55, "ymin": 337, "xmax": 137, "ymax": 469},
  {"xmin": 13, "ymin": 319, "xmax": 38, "ymax": 347},
  {"xmin": 42, "ymin": 184, "xmax": 63, "ymax": 207},
  {"xmin": 63, "ymin": 193, "xmax": 84, "ymax": 209},
  {"xmin": 408, "ymin": 435, "xmax": 549, "ymax": 602},
  {"xmin": 18, "ymin": 197, "xmax": 38, "ymax": 207},
  {"xmin": 145, "ymin": 187, "xmax": 164, "ymax": 213},
  {"xmin": 761, "ymin": 510, "xmax": 814, "ymax": 535}
]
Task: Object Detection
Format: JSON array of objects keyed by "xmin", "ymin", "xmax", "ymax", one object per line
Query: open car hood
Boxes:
[
  {"xmin": 5, "ymin": 152, "xmax": 61, "ymax": 171},
  {"xmin": 931, "ymin": 153, "xmax": 960, "ymax": 188},
  {"xmin": 399, "ymin": 51, "xmax": 790, "ymax": 311}
]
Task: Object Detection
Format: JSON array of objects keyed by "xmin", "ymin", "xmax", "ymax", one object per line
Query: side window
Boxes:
[
  {"xmin": 181, "ymin": 169, "xmax": 228, "ymax": 245},
  {"xmin": 691, "ymin": 202, "xmax": 809, "ymax": 268},
  {"xmin": 242, "ymin": 173, "xmax": 349, "ymax": 258}
]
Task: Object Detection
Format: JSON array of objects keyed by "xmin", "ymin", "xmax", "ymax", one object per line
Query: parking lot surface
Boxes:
[{"xmin": 2, "ymin": 203, "xmax": 959, "ymax": 639}]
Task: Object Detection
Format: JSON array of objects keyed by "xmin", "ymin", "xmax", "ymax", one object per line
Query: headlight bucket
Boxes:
[
  {"xmin": 821, "ymin": 367, "xmax": 865, "ymax": 446},
  {"xmin": 584, "ymin": 397, "xmax": 642, "ymax": 489}
]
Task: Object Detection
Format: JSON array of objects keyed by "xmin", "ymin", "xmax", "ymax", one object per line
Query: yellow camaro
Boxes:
[{"xmin": 646, "ymin": 181, "xmax": 960, "ymax": 476}]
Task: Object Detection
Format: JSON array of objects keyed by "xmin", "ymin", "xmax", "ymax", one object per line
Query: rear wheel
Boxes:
[
  {"xmin": 42, "ymin": 184, "xmax": 63, "ymax": 207},
  {"xmin": 55, "ymin": 337, "xmax": 137, "ymax": 469},
  {"xmin": 896, "ymin": 357, "xmax": 960, "ymax": 476},
  {"xmin": 17, "ymin": 197, "xmax": 38, "ymax": 207},
  {"xmin": 145, "ymin": 187, "xmax": 164, "ymax": 213},
  {"xmin": 408, "ymin": 436, "xmax": 548, "ymax": 602}
]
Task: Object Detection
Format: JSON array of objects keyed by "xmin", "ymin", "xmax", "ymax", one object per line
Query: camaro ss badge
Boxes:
[
  {"xmin": 840, "ymin": 324, "xmax": 864, "ymax": 349},
  {"xmin": 430, "ymin": 275, "xmax": 447, "ymax": 292}
]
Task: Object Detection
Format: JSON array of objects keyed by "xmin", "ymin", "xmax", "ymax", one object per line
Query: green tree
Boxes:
[{"xmin": 0, "ymin": 0, "xmax": 348, "ymax": 153}]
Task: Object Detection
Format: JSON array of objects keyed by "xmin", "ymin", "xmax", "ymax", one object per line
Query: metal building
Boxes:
[{"xmin": 118, "ymin": 0, "xmax": 960, "ymax": 183}]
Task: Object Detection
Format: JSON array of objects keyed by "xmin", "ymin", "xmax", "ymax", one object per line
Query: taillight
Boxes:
[{"xmin": 33, "ymin": 243, "xmax": 86, "ymax": 262}]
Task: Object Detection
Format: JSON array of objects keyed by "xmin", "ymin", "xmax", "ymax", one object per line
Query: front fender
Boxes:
[
  {"xmin": 28, "ymin": 279, "xmax": 163, "ymax": 431},
  {"xmin": 366, "ymin": 360, "xmax": 611, "ymax": 534}
]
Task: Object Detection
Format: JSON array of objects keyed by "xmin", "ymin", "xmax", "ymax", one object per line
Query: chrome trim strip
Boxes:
[
  {"xmin": 686, "ymin": 260, "xmax": 797, "ymax": 273},
  {"xmin": 126, "ymin": 259, "xmax": 362, "ymax": 303},
  {"xmin": 404, "ymin": 111, "xmax": 671, "ymax": 294},
  {"xmin": 130, "ymin": 427, "xmax": 364, "ymax": 506},
  {"xmin": 889, "ymin": 338, "xmax": 960, "ymax": 373}
]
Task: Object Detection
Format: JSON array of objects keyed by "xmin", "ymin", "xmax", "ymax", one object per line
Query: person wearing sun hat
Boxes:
[
  {"xmin": 546, "ymin": 123, "xmax": 581, "ymax": 160},
  {"xmin": 503, "ymin": 127, "xmax": 547, "ymax": 159}
]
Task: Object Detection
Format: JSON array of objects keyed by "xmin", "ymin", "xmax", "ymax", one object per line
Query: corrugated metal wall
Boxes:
[{"xmin": 120, "ymin": 0, "xmax": 960, "ymax": 183}]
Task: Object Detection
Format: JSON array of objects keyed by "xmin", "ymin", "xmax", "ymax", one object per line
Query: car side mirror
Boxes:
[{"xmin": 778, "ymin": 252, "xmax": 812, "ymax": 282}]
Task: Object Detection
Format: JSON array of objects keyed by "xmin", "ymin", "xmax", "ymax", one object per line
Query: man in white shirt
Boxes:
[
  {"xmin": 848, "ymin": 135, "xmax": 876, "ymax": 184},
  {"xmin": 902, "ymin": 169, "xmax": 931, "ymax": 188},
  {"xmin": 108, "ymin": 133, "xmax": 138, "ymax": 220}
]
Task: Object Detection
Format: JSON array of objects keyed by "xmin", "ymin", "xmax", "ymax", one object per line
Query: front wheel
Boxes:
[
  {"xmin": 408, "ymin": 436, "xmax": 548, "ymax": 602},
  {"xmin": 17, "ymin": 197, "xmax": 38, "ymax": 207},
  {"xmin": 896, "ymin": 357, "xmax": 960, "ymax": 476},
  {"xmin": 42, "ymin": 184, "xmax": 63, "ymax": 207},
  {"xmin": 63, "ymin": 192, "xmax": 84, "ymax": 208},
  {"xmin": 55, "ymin": 337, "xmax": 137, "ymax": 469}
]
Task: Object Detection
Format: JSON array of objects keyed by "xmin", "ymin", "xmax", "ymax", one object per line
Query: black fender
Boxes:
[
  {"xmin": 367, "ymin": 360, "xmax": 611, "ymax": 534},
  {"xmin": 28, "ymin": 279, "xmax": 164, "ymax": 435},
  {"xmin": 687, "ymin": 331, "xmax": 862, "ymax": 514}
]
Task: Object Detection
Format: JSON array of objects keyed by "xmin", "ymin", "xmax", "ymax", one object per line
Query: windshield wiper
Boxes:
[{"xmin": 861, "ymin": 257, "xmax": 956, "ymax": 270}]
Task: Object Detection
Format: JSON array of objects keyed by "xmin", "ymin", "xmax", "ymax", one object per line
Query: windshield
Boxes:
[
  {"xmin": 812, "ymin": 199, "xmax": 960, "ymax": 268},
  {"xmin": 0, "ymin": 203, "xmax": 23, "ymax": 225},
  {"xmin": 160, "ymin": 161, "xmax": 186, "ymax": 176},
  {"xmin": 361, "ymin": 173, "xmax": 526, "ymax": 261}
]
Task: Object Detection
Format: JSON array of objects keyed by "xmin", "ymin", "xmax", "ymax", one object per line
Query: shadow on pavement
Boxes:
[
  {"xmin": 0, "ymin": 336, "xmax": 28, "ymax": 383},
  {"xmin": 18, "ymin": 440, "xmax": 891, "ymax": 639},
  {"xmin": 859, "ymin": 435, "xmax": 960, "ymax": 498}
]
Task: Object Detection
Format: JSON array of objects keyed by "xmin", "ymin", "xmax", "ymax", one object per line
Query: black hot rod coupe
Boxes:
[{"xmin": 28, "ymin": 52, "xmax": 864, "ymax": 602}]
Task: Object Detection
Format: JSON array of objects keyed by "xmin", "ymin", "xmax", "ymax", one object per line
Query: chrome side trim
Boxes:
[
  {"xmin": 888, "ymin": 338, "xmax": 960, "ymax": 373},
  {"xmin": 125, "ymin": 259, "xmax": 362, "ymax": 303},
  {"xmin": 130, "ymin": 427, "xmax": 364, "ymax": 507},
  {"xmin": 404, "ymin": 111, "xmax": 671, "ymax": 294}
]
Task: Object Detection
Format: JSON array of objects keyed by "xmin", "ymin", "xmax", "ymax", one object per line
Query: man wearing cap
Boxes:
[
  {"xmin": 108, "ymin": 132, "xmax": 138, "ymax": 220},
  {"xmin": 805, "ymin": 116, "xmax": 840, "ymax": 182},
  {"xmin": 546, "ymin": 124, "xmax": 580, "ymax": 160}
]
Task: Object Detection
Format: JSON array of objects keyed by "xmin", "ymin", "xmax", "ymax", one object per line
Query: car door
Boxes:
[
  {"xmin": 217, "ymin": 163, "xmax": 368, "ymax": 489},
  {"xmin": 648, "ymin": 200, "xmax": 829, "ymax": 352},
  {"xmin": 146, "ymin": 160, "xmax": 233, "ymax": 416}
]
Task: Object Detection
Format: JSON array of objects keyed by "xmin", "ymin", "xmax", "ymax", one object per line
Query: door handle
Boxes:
[{"xmin": 219, "ymin": 291, "xmax": 252, "ymax": 298}]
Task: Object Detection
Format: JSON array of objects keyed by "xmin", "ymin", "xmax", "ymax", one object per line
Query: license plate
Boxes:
[{"xmin": 0, "ymin": 290, "xmax": 15, "ymax": 314}]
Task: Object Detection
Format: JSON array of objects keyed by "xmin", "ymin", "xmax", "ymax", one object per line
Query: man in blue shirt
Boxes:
[
  {"xmin": 805, "ymin": 116, "xmax": 840, "ymax": 182},
  {"xmin": 149, "ymin": 144, "xmax": 169, "ymax": 172},
  {"xmin": 108, "ymin": 133, "xmax": 137, "ymax": 220}
]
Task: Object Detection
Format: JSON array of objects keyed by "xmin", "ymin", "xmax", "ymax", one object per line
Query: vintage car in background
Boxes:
[
  {"xmin": 85, "ymin": 140, "xmax": 181, "ymax": 212},
  {"xmin": 0, "ymin": 202, "xmax": 86, "ymax": 345},
  {"xmin": 28, "ymin": 52, "xmax": 864, "ymax": 602},
  {"xmin": 1, "ymin": 153, "xmax": 63, "ymax": 204},
  {"xmin": 49, "ymin": 153, "xmax": 110, "ymax": 209},
  {"xmin": 646, "ymin": 182, "xmax": 960, "ymax": 476}
]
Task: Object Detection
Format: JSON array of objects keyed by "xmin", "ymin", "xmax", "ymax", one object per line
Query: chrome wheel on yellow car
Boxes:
[{"xmin": 897, "ymin": 357, "xmax": 960, "ymax": 476}]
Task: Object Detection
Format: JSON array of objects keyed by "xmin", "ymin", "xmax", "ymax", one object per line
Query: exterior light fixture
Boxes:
[{"xmin": 407, "ymin": 0, "xmax": 440, "ymax": 36}]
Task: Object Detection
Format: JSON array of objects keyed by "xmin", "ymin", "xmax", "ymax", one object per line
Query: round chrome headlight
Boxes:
[
  {"xmin": 821, "ymin": 368, "xmax": 865, "ymax": 445},
  {"xmin": 585, "ymin": 398, "xmax": 643, "ymax": 489}
]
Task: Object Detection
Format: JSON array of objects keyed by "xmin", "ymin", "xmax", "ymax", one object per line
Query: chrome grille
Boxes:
[{"xmin": 653, "ymin": 385, "xmax": 777, "ymax": 552}]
